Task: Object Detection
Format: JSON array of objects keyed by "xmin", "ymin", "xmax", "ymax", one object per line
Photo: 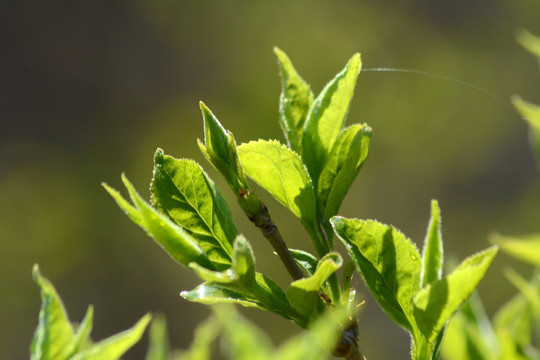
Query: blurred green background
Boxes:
[{"xmin": 2, "ymin": 0, "xmax": 540, "ymax": 358}]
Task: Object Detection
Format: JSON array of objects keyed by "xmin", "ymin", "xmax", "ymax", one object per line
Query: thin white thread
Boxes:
[{"xmin": 362, "ymin": 67, "xmax": 514, "ymax": 111}]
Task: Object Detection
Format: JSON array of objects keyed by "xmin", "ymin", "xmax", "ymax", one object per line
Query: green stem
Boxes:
[{"xmin": 240, "ymin": 191, "xmax": 305, "ymax": 281}]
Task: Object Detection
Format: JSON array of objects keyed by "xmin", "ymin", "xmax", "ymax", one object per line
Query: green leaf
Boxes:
[
  {"xmin": 175, "ymin": 317, "xmax": 220, "ymax": 360},
  {"xmin": 421, "ymin": 200, "xmax": 443, "ymax": 288},
  {"xmin": 317, "ymin": 124, "xmax": 372, "ymax": 221},
  {"xmin": 181, "ymin": 283, "xmax": 264, "ymax": 309},
  {"xmin": 275, "ymin": 305, "xmax": 353, "ymax": 360},
  {"xmin": 31, "ymin": 264, "xmax": 75, "ymax": 360},
  {"xmin": 213, "ymin": 305, "xmax": 273, "ymax": 360},
  {"xmin": 231, "ymin": 235, "xmax": 256, "ymax": 288},
  {"xmin": 198, "ymin": 102, "xmax": 249, "ymax": 193},
  {"xmin": 151, "ymin": 149, "xmax": 239, "ymax": 269},
  {"xmin": 512, "ymin": 96, "xmax": 540, "ymax": 163},
  {"xmin": 286, "ymin": 253, "xmax": 342, "ymax": 320},
  {"xmin": 188, "ymin": 263, "xmax": 235, "ymax": 283},
  {"xmin": 412, "ymin": 246, "xmax": 498, "ymax": 341},
  {"xmin": 494, "ymin": 292, "xmax": 535, "ymax": 353},
  {"xmin": 71, "ymin": 313, "xmax": 151, "ymax": 360},
  {"xmin": 517, "ymin": 29, "xmax": 540, "ymax": 60},
  {"xmin": 65, "ymin": 306, "xmax": 94, "ymax": 356},
  {"xmin": 442, "ymin": 312, "xmax": 491, "ymax": 360},
  {"xmin": 301, "ymin": 53, "xmax": 361, "ymax": 185},
  {"xmin": 498, "ymin": 332, "xmax": 533, "ymax": 360},
  {"xmin": 274, "ymin": 47, "xmax": 314, "ymax": 153},
  {"xmin": 331, "ymin": 217, "xmax": 421, "ymax": 332},
  {"xmin": 103, "ymin": 175, "xmax": 214, "ymax": 270},
  {"xmin": 145, "ymin": 314, "xmax": 169, "ymax": 360},
  {"xmin": 505, "ymin": 269, "xmax": 540, "ymax": 322},
  {"xmin": 441, "ymin": 293, "xmax": 496, "ymax": 360},
  {"xmin": 237, "ymin": 140, "xmax": 323, "ymax": 253},
  {"xmin": 492, "ymin": 232, "xmax": 540, "ymax": 268},
  {"xmin": 289, "ymin": 248, "xmax": 319, "ymax": 276},
  {"xmin": 252, "ymin": 273, "xmax": 302, "ymax": 324}
]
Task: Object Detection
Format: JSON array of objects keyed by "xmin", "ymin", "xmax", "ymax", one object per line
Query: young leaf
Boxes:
[
  {"xmin": 176, "ymin": 317, "xmax": 220, "ymax": 360},
  {"xmin": 65, "ymin": 305, "xmax": 94, "ymax": 357},
  {"xmin": 103, "ymin": 175, "xmax": 214, "ymax": 270},
  {"xmin": 441, "ymin": 312, "xmax": 492, "ymax": 360},
  {"xmin": 274, "ymin": 47, "xmax": 314, "ymax": 153},
  {"xmin": 512, "ymin": 96, "xmax": 540, "ymax": 163},
  {"xmin": 289, "ymin": 248, "xmax": 319, "ymax": 276},
  {"xmin": 517, "ymin": 29, "xmax": 540, "ymax": 60},
  {"xmin": 70, "ymin": 313, "xmax": 151, "ymax": 360},
  {"xmin": 237, "ymin": 140, "xmax": 324, "ymax": 254},
  {"xmin": 145, "ymin": 314, "xmax": 169, "ymax": 360},
  {"xmin": 441, "ymin": 293, "xmax": 496, "ymax": 360},
  {"xmin": 213, "ymin": 305, "xmax": 273, "ymax": 360},
  {"xmin": 151, "ymin": 149, "xmax": 238, "ymax": 269},
  {"xmin": 317, "ymin": 124, "xmax": 372, "ymax": 222},
  {"xmin": 286, "ymin": 253, "xmax": 343, "ymax": 319},
  {"xmin": 493, "ymin": 291, "xmax": 535, "ymax": 353},
  {"xmin": 505, "ymin": 269, "xmax": 540, "ymax": 322},
  {"xmin": 412, "ymin": 246, "xmax": 498, "ymax": 342},
  {"xmin": 331, "ymin": 217, "xmax": 421, "ymax": 332},
  {"xmin": 301, "ymin": 53, "xmax": 362, "ymax": 185},
  {"xmin": 275, "ymin": 304, "xmax": 354, "ymax": 360},
  {"xmin": 198, "ymin": 102, "xmax": 250, "ymax": 194},
  {"xmin": 231, "ymin": 235, "xmax": 256, "ymax": 288},
  {"xmin": 491, "ymin": 232, "xmax": 540, "ymax": 268},
  {"xmin": 31, "ymin": 264, "xmax": 75, "ymax": 360},
  {"xmin": 181, "ymin": 283, "xmax": 263, "ymax": 309},
  {"xmin": 421, "ymin": 200, "xmax": 443, "ymax": 288},
  {"xmin": 188, "ymin": 263, "xmax": 235, "ymax": 284}
]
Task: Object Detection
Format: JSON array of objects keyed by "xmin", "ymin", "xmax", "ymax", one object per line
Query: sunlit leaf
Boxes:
[
  {"xmin": 421, "ymin": 200, "xmax": 443, "ymax": 288},
  {"xmin": 286, "ymin": 253, "xmax": 342, "ymax": 319},
  {"xmin": 442, "ymin": 312, "xmax": 491, "ymax": 360},
  {"xmin": 276, "ymin": 305, "xmax": 353, "ymax": 360},
  {"xmin": 505, "ymin": 269, "xmax": 540, "ymax": 322},
  {"xmin": 231, "ymin": 235, "xmax": 256, "ymax": 288},
  {"xmin": 274, "ymin": 47, "xmax": 314, "ymax": 153},
  {"xmin": 181, "ymin": 283, "xmax": 263, "ymax": 309},
  {"xmin": 151, "ymin": 149, "xmax": 238, "ymax": 269},
  {"xmin": 318, "ymin": 124, "xmax": 371, "ymax": 222},
  {"xmin": 237, "ymin": 140, "xmax": 323, "ymax": 254},
  {"xmin": 66, "ymin": 306, "xmax": 94, "ymax": 356},
  {"xmin": 517, "ymin": 29, "xmax": 540, "ymax": 60},
  {"xmin": 301, "ymin": 53, "xmax": 361, "ymax": 185},
  {"xmin": 71, "ymin": 313, "xmax": 151, "ymax": 360},
  {"xmin": 103, "ymin": 175, "xmax": 214, "ymax": 270},
  {"xmin": 441, "ymin": 293, "xmax": 495, "ymax": 360},
  {"xmin": 331, "ymin": 217, "xmax": 421, "ymax": 332},
  {"xmin": 213, "ymin": 305, "xmax": 273, "ymax": 360},
  {"xmin": 31, "ymin": 264, "xmax": 75, "ymax": 360},
  {"xmin": 413, "ymin": 246, "xmax": 498, "ymax": 341},
  {"xmin": 198, "ymin": 102, "xmax": 249, "ymax": 194},
  {"xmin": 492, "ymin": 232, "xmax": 540, "ymax": 268},
  {"xmin": 493, "ymin": 293, "xmax": 533, "ymax": 349},
  {"xmin": 145, "ymin": 314, "xmax": 169, "ymax": 360},
  {"xmin": 512, "ymin": 96, "xmax": 540, "ymax": 163},
  {"xmin": 175, "ymin": 317, "xmax": 220, "ymax": 360}
]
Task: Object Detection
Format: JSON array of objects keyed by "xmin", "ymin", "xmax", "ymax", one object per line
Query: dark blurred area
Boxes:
[{"xmin": 2, "ymin": 1, "xmax": 540, "ymax": 358}]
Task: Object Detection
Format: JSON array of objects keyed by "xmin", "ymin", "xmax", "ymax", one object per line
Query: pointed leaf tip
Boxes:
[{"xmin": 301, "ymin": 52, "xmax": 363, "ymax": 186}]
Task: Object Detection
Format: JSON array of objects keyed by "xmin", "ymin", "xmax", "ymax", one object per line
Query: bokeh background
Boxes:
[{"xmin": 2, "ymin": 0, "xmax": 540, "ymax": 358}]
